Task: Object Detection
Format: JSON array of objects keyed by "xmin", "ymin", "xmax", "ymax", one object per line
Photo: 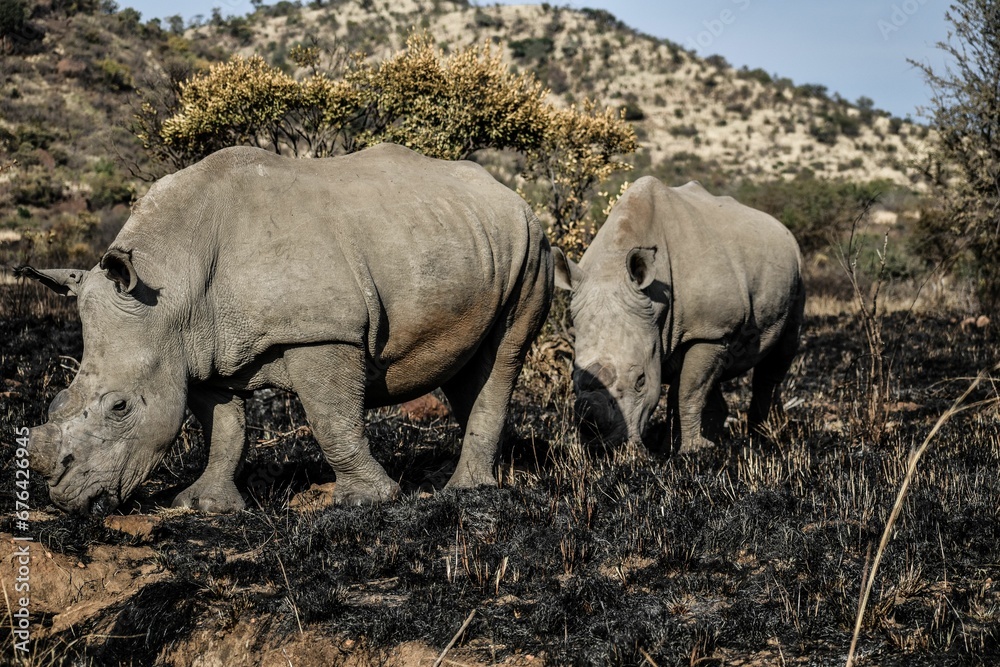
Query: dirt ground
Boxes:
[{"xmin": 1, "ymin": 287, "xmax": 999, "ymax": 666}]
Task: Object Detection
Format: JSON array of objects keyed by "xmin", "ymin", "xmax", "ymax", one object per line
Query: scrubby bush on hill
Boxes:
[
  {"xmin": 134, "ymin": 34, "xmax": 637, "ymax": 253},
  {"xmin": 733, "ymin": 176, "xmax": 891, "ymax": 255}
]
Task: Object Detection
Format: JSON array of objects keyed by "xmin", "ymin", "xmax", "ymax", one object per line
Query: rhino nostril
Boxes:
[
  {"xmin": 61, "ymin": 454, "xmax": 75, "ymax": 469},
  {"xmin": 87, "ymin": 491, "xmax": 115, "ymax": 517},
  {"xmin": 49, "ymin": 390, "xmax": 70, "ymax": 417}
]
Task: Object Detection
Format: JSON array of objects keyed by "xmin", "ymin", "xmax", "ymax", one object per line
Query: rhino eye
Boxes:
[
  {"xmin": 634, "ymin": 374, "xmax": 646, "ymax": 392},
  {"xmin": 111, "ymin": 399, "xmax": 128, "ymax": 413}
]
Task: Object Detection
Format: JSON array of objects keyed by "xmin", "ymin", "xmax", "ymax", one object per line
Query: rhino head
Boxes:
[
  {"xmin": 17, "ymin": 250, "xmax": 188, "ymax": 514},
  {"xmin": 553, "ymin": 245, "xmax": 667, "ymax": 449}
]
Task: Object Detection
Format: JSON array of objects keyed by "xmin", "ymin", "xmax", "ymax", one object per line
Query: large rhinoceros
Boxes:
[
  {"xmin": 553, "ymin": 176, "xmax": 804, "ymax": 453},
  {"xmin": 18, "ymin": 144, "xmax": 552, "ymax": 514}
]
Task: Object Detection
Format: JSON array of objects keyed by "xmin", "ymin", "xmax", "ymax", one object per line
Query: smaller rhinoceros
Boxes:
[
  {"xmin": 18, "ymin": 144, "xmax": 552, "ymax": 514},
  {"xmin": 553, "ymin": 176, "xmax": 804, "ymax": 453}
]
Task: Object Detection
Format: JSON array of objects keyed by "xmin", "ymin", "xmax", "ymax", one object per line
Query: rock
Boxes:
[
  {"xmin": 399, "ymin": 393, "xmax": 449, "ymax": 421},
  {"xmin": 288, "ymin": 482, "xmax": 337, "ymax": 511}
]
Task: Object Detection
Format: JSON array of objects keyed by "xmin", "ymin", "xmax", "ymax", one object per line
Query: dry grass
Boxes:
[{"xmin": 2, "ymin": 282, "xmax": 999, "ymax": 665}]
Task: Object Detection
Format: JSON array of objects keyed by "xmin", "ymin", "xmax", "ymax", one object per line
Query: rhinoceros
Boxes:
[
  {"xmin": 18, "ymin": 143, "xmax": 552, "ymax": 514},
  {"xmin": 553, "ymin": 176, "xmax": 804, "ymax": 453}
]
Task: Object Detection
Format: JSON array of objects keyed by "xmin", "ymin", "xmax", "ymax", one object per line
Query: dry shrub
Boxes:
[{"xmin": 134, "ymin": 34, "xmax": 637, "ymax": 251}]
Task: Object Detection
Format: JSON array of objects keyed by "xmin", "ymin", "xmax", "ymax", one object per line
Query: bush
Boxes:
[
  {"xmin": 705, "ymin": 54, "xmax": 729, "ymax": 70},
  {"xmin": 809, "ymin": 121, "xmax": 839, "ymax": 146},
  {"xmin": 87, "ymin": 160, "xmax": 133, "ymax": 208},
  {"xmin": 509, "ymin": 37, "xmax": 553, "ymax": 60},
  {"xmin": 619, "ymin": 102, "xmax": 645, "ymax": 121},
  {"xmin": 733, "ymin": 177, "xmax": 893, "ymax": 255},
  {"xmin": 473, "ymin": 10, "xmax": 503, "ymax": 29},
  {"xmin": 10, "ymin": 169, "xmax": 65, "ymax": 207},
  {"xmin": 135, "ymin": 35, "xmax": 636, "ymax": 251},
  {"xmin": 94, "ymin": 58, "xmax": 134, "ymax": 91},
  {"xmin": 737, "ymin": 66, "xmax": 771, "ymax": 85},
  {"xmin": 796, "ymin": 83, "xmax": 828, "ymax": 100}
]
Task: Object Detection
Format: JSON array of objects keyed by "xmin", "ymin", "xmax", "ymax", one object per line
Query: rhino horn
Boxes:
[{"xmin": 14, "ymin": 266, "xmax": 89, "ymax": 297}]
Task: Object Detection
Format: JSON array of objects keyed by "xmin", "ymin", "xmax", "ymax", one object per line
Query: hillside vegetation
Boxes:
[
  {"xmin": 1, "ymin": 0, "xmax": 934, "ymax": 279},
  {"xmin": 194, "ymin": 0, "xmax": 929, "ymax": 186}
]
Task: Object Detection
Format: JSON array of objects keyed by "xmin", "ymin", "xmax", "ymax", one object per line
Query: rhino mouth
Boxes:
[
  {"xmin": 52, "ymin": 488, "xmax": 122, "ymax": 516},
  {"xmin": 86, "ymin": 490, "xmax": 117, "ymax": 516},
  {"xmin": 47, "ymin": 467, "xmax": 125, "ymax": 516},
  {"xmin": 575, "ymin": 394, "xmax": 630, "ymax": 448}
]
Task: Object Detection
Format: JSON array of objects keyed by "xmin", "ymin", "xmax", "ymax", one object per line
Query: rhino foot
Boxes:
[
  {"xmin": 678, "ymin": 434, "xmax": 716, "ymax": 455},
  {"xmin": 172, "ymin": 482, "xmax": 246, "ymax": 513},
  {"xmin": 445, "ymin": 467, "xmax": 497, "ymax": 490},
  {"xmin": 331, "ymin": 478, "xmax": 401, "ymax": 506}
]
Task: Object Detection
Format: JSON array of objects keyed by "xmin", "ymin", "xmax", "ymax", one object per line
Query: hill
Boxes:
[
  {"xmin": 0, "ymin": 0, "xmax": 931, "ymax": 271},
  {"xmin": 201, "ymin": 0, "xmax": 930, "ymax": 187}
]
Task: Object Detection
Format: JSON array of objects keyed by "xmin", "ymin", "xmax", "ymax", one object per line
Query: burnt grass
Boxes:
[{"xmin": 1, "ymin": 285, "xmax": 999, "ymax": 666}]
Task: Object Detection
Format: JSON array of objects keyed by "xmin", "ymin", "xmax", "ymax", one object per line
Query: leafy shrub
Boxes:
[
  {"xmin": 14, "ymin": 124, "xmax": 62, "ymax": 150},
  {"xmin": 795, "ymin": 83, "xmax": 828, "ymax": 100},
  {"xmin": 737, "ymin": 66, "xmax": 771, "ymax": 85},
  {"xmin": 581, "ymin": 7, "xmax": 623, "ymax": 33},
  {"xmin": 809, "ymin": 121, "xmax": 839, "ymax": 146},
  {"xmin": 473, "ymin": 9, "xmax": 503, "ymax": 28},
  {"xmin": 87, "ymin": 160, "xmax": 133, "ymax": 208},
  {"xmin": 0, "ymin": 0, "xmax": 29, "ymax": 50},
  {"xmin": 619, "ymin": 102, "xmax": 645, "ymax": 121},
  {"xmin": 733, "ymin": 176, "xmax": 893, "ymax": 254},
  {"xmin": 705, "ymin": 54, "xmax": 729, "ymax": 70},
  {"xmin": 135, "ymin": 35, "xmax": 636, "ymax": 251},
  {"xmin": 94, "ymin": 57, "xmax": 133, "ymax": 91},
  {"xmin": 669, "ymin": 124, "xmax": 698, "ymax": 138},
  {"xmin": 509, "ymin": 37, "xmax": 553, "ymax": 60},
  {"xmin": 9, "ymin": 169, "xmax": 65, "ymax": 207}
]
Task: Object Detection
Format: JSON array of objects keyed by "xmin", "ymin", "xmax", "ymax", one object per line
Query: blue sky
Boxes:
[{"xmin": 122, "ymin": 0, "xmax": 952, "ymax": 120}]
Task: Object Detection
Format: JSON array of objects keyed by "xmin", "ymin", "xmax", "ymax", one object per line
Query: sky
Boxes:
[{"xmin": 121, "ymin": 0, "xmax": 953, "ymax": 120}]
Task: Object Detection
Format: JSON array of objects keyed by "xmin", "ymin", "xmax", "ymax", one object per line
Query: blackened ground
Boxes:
[{"xmin": 1, "ymin": 287, "xmax": 998, "ymax": 666}]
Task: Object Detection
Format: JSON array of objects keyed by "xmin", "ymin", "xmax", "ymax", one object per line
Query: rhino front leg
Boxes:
[
  {"xmin": 676, "ymin": 342, "xmax": 727, "ymax": 454},
  {"xmin": 285, "ymin": 344, "xmax": 400, "ymax": 505},
  {"xmin": 173, "ymin": 387, "xmax": 247, "ymax": 512}
]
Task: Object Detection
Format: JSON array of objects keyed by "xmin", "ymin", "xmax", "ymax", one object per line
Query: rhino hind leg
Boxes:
[
  {"xmin": 443, "ymin": 244, "xmax": 551, "ymax": 489},
  {"xmin": 173, "ymin": 388, "xmax": 248, "ymax": 513},
  {"xmin": 748, "ymin": 323, "xmax": 800, "ymax": 432},
  {"xmin": 285, "ymin": 344, "xmax": 400, "ymax": 505}
]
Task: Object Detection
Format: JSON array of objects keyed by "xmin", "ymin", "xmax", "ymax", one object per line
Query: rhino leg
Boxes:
[
  {"xmin": 173, "ymin": 388, "xmax": 247, "ymax": 513},
  {"xmin": 748, "ymin": 317, "xmax": 801, "ymax": 431},
  {"xmin": 443, "ymin": 246, "xmax": 550, "ymax": 489},
  {"xmin": 285, "ymin": 344, "xmax": 400, "ymax": 505},
  {"xmin": 703, "ymin": 384, "xmax": 729, "ymax": 442},
  {"xmin": 675, "ymin": 342, "xmax": 728, "ymax": 454}
]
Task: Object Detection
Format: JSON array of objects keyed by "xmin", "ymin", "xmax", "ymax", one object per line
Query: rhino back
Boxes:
[
  {"xmin": 114, "ymin": 145, "xmax": 535, "ymax": 383},
  {"xmin": 585, "ymin": 176, "xmax": 802, "ymax": 350}
]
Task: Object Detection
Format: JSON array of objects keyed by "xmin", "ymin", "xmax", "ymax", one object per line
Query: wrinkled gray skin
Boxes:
[
  {"xmin": 553, "ymin": 176, "xmax": 804, "ymax": 453},
  {"xmin": 19, "ymin": 144, "xmax": 552, "ymax": 514}
]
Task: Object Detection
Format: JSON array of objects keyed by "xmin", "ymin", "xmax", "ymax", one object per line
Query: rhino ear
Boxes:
[
  {"xmin": 100, "ymin": 248, "xmax": 138, "ymax": 294},
  {"xmin": 626, "ymin": 247, "xmax": 657, "ymax": 291},
  {"xmin": 14, "ymin": 266, "xmax": 89, "ymax": 297},
  {"xmin": 553, "ymin": 247, "xmax": 585, "ymax": 291}
]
